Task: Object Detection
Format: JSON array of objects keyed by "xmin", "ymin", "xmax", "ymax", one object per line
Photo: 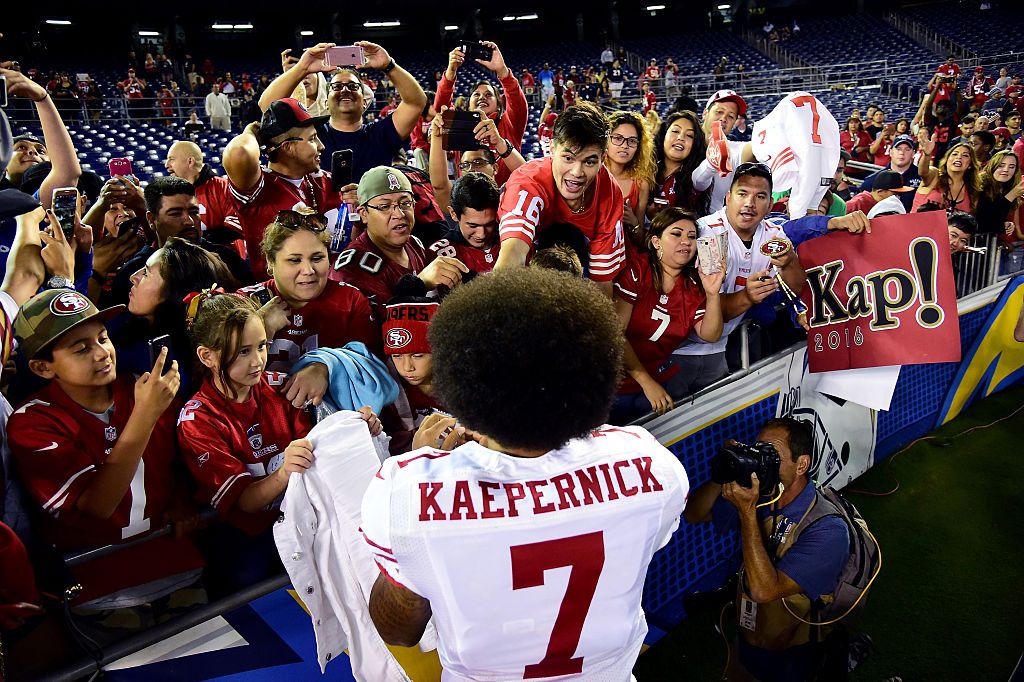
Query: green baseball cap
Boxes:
[
  {"xmin": 14, "ymin": 289, "xmax": 124, "ymax": 360},
  {"xmin": 357, "ymin": 166, "xmax": 412, "ymax": 206}
]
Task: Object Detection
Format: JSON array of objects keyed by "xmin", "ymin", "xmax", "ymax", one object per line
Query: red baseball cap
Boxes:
[
  {"xmin": 975, "ymin": 66, "xmax": 985, "ymax": 73},
  {"xmin": 705, "ymin": 89, "xmax": 748, "ymax": 116},
  {"xmin": 992, "ymin": 127, "xmax": 1012, "ymax": 140}
]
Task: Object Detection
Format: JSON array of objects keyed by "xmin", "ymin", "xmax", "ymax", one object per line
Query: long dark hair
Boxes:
[
  {"xmin": 652, "ymin": 111, "xmax": 709, "ymax": 216},
  {"xmin": 646, "ymin": 207, "xmax": 699, "ymax": 293}
]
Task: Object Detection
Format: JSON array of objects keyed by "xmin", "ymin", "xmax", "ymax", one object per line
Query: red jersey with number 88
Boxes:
[
  {"xmin": 499, "ymin": 158, "xmax": 626, "ymax": 282},
  {"xmin": 361, "ymin": 426, "xmax": 689, "ymax": 681}
]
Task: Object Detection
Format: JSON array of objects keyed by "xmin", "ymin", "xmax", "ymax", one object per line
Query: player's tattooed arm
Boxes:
[{"xmin": 368, "ymin": 573, "xmax": 433, "ymax": 647}]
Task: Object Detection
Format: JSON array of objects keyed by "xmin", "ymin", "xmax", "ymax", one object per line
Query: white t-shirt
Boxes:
[
  {"xmin": 675, "ymin": 208, "xmax": 789, "ymax": 356},
  {"xmin": 750, "ymin": 91, "xmax": 840, "ymax": 218},
  {"xmin": 361, "ymin": 426, "xmax": 689, "ymax": 682}
]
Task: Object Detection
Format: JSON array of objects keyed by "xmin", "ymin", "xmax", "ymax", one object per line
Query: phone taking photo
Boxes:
[
  {"xmin": 51, "ymin": 187, "xmax": 79, "ymax": 240},
  {"xmin": 331, "ymin": 149, "xmax": 353, "ymax": 192},
  {"xmin": 148, "ymin": 334, "xmax": 173, "ymax": 375},
  {"xmin": 459, "ymin": 42, "xmax": 494, "ymax": 63},
  {"xmin": 250, "ymin": 287, "xmax": 273, "ymax": 307},
  {"xmin": 108, "ymin": 157, "xmax": 133, "ymax": 177},
  {"xmin": 324, "ymin": 46, "xmax": 365, "ymax": 69},
  {"xmin": 440, "ymin": 110, "xmax": 485, "ymax": 151}
]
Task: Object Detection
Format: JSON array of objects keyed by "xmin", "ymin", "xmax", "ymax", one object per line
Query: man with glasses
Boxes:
[
  {"xmin": 223, "ymin": 97, "xmax": 339, "ymax": 280},
  {"xmin": 333, "ymin": 166, "xmax": 468, "ymax": 321},
  {"xmin": 261, "ymin": 42, "xmax": 425, "ymax": 188}
]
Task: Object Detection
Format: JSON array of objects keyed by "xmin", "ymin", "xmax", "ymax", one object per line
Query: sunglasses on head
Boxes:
[{"xmin": 275, "ymin": 209, "xmax": 327, "ymax": 232}]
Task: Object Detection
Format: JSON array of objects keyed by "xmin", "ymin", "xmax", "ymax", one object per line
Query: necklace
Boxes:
[{"xmin": 569, "ymin": 190, "xmax": 588, "ymax": 214}]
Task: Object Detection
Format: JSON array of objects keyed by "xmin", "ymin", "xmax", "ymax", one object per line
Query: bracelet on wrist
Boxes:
[
  {"xmin": 383, "ymin": 59, "xmax": 397, "ymax": 74},
  {"xmin": 32, "ymin": 92, "xmax": 50, "ymax": 103},
  {"xmin": 497, "ymin": 138, "xmax": 514, "ymax": 159}
]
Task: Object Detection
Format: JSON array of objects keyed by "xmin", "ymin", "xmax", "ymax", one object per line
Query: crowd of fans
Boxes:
[{"xmin": 0, "ymin": 37, "xmax": 1022, "ymax": 680}]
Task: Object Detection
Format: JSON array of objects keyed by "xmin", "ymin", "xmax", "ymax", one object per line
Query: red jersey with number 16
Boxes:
[
  {"xmin": 8, "ymin": 376, "xmax": 203, "ymax": 603},
  {"xmin": 238, "ymin": 279, "xmax": 379, "ymax": 370},
  {"xmin": 614, "ymin": 247, "xmax": 707, "ymax": 393},
  {"xmin": 499, "ymin": 158, "xmax": 626, "ymax": 281},
  {"xmin": 361, "ymin": 426, "xmax": 689, "ymax": 681}
]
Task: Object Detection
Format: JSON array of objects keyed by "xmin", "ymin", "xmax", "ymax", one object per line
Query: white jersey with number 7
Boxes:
[
  {"xmin": 751, "ymin": 91, "xmax": 841, "ymax": 219},
  {"xmin": 361, "ymin": 426, "xmax": 689, "ymax": 681}
]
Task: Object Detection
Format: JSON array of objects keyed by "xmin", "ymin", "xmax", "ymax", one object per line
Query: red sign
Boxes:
[{"xmin": 798, "ymin": 212, "xmax": 961, "ymax": 372}]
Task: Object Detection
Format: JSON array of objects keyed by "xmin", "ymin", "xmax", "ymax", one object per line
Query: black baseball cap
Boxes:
[
  {"xmin": 11, "ymin": 133, "xmax": 45, "ymax": 149},
  {"xmin": 873, "ymin": 170, "xmax": 915, "ymax": 193},
  {"xmin": 731, "ymin": 161, "xmax": 773, "ymax": 192},
  {"xmin": 892, "ymin": 134, "xmax": 916, "ymax": 149},
  {"xmin": 258, "ymin": 98, "xmax": 328, "ymax": 146}
]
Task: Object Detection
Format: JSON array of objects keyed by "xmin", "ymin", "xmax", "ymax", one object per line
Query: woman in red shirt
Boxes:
[
  {"xmin": 604, "ymin": 111, "xmax": 656, "ymax": 244},
  {"xmin": 840, "ymin": 116, "xmax": 872, "ymax": 165},
  {"xmin": 611, "ymin": 207, "xmax": 724, "ymax": 423}
]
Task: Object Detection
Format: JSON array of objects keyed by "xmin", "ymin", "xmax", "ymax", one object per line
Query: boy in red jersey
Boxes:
[
  {"xmin": 496, "ymin": 102, "xmax": 625, "ymax": 295},
  {"xmin": 428, "ymin": 173, "xmax": 500, "ymax": 274},
  {"xmin": 9, "ymin": 289, "xmax": 204, "ymax": 631}
]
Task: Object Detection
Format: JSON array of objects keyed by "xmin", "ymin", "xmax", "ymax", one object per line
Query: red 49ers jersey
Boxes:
[
  {"xmin": 228, "ymin": 168, "xmax": 341, "ymax": 280},
  {"xmin": 195, "ymin": 173, "xmax": 241, "ymax": 236},
  {"xmin": 178, "ymin": 375, "xmax": 311, "ymax": 535},
  {"xmin": 8, "ymin": 376, "xmax": 203, "ymax": 603},
  {"xmin": 499, "ymin": 158, "xmax": 625, "ymax": 281},
  {"xmin": 330, "ymin": 232, "xmax": 434, "ymax": 322},
  {"xmin": 238, "ymin": 279, "xmax": 380, "ymax": 370},
  {"xmin": 614, "ymin": 248, "xmax": 707, "ymax": 393},
  {"xmin": 362, "ymin": 426, "xmax": 689, "ymax": 681},
  {"xmin": 428, "ymin": 236, "xmax": 498, "ymax": 274}
]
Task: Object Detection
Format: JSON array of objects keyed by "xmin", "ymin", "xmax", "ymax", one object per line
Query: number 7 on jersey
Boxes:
[{"xmin": 510, "ymin": 531, "xmax": 606, "ymax": 679}]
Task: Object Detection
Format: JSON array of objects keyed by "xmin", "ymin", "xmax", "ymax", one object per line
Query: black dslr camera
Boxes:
[{"xmin": 710, "ymin": 441, "xmax": 781, "ymax": 493}]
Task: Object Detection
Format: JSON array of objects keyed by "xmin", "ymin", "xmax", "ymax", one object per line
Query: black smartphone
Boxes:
[
  {"xmin": 51, "ymin": 187, "xmax": 79, "ymax": 240},
  {"xmin": 117, "ymin": 216, "xmax": 144, "ymax": 238},
  {"xmin": 250, "ymin": 287, "xmax": 273, "ymax": 307},
  {"xmin": 148, "ymin": 334, "xmax": 173, "ymax": 375},
  {"xmin": 441, "ymin": 110, "xmax": 485, "ymax": 151},
  {"xmin": 331, "ymin": 149, "xmax": 353, "ymax": 192},
  {"xmin": 0, "ymin": 76, "xmax": 7, "ymax": 108},
  {"xmin": 460, "ymin": 42, "xmax": 494, "ymax": 62}
]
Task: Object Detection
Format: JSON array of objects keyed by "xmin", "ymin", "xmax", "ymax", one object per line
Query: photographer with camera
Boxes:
[{"xmin": 685, "ymin": 417, "xmax": 851, "ymax": 681}]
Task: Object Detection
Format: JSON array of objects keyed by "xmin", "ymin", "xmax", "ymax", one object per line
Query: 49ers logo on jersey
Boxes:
[
  {"xmin": 386, "ymin": 328, "xmax": 412, "ymax": 349},
  {"xmin": 49, "ymin": 291, "xmax": 91, "ymax": 316}
]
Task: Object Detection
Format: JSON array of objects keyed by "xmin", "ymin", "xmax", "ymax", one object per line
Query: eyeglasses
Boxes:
[
  {"xmin": 329, "ymin": 82, "xmax": 362, "ymax": 93},
  {"xmin": 609, "ymin": 133, "xmax": 639, "ymax": 149},
  {"xmin": 458, "ymin": 159, "xmax": 494, "ymax": 171},
  {"xmin": 364, "ymin": 199, "xmax": 416, "ymax": 214},
  {"xmin": 275, "ymin": 209, "xmax": 327, "ymax": 232}
]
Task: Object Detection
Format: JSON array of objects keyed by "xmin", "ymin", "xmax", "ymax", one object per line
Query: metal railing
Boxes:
[{"xmin": 884, "ymin": 13, "xmax": 979, "ymax": 62}]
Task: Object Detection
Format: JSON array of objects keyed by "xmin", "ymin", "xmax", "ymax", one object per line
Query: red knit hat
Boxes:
[{"xmin": 382, "ymin": 302, "xmax": 439, "ymax": 355}]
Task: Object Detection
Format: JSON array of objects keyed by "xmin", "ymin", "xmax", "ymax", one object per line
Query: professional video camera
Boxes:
[{"xmin": 710, "ymin": 441, "xmax": 781, "ymax": 493}]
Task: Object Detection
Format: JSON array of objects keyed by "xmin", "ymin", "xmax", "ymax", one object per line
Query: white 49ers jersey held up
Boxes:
[
  {"xmin": 751, "ymin": 91, "xmax": 840, "ymax": 218},
  {"xmin": 361, "ymin": 425, "xmax": 689, "ymax": 681}
]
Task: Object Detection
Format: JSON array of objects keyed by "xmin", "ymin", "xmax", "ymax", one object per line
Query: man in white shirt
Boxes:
[
  {"xmin": 362, "ymin": 267, "xmax": 689, "ymax": 681},
  {"xmin": 205, "ymin": 84, "xmax": 232, "ymax": 131}
]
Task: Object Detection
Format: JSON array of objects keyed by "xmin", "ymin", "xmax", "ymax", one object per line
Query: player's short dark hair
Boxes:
[
  {"xmin": 144, "ymin": 176, "xmax": 195, "ymax": 215},
  {"xmin": 450, "ymin": 172, "xmax": 500, "ymax": 218},
  {"xmin": 761, "ymin": 417, "xmax": 813, "ymax": 463},
  {"xmin": 430, "ymin": 268, "xmax": 623, "ymax": 451},
  {"xmin": 948, "ymin": 211, "xmax": 978, "ymax": 235},
  {"xmin": 552, "ymin": 101, "xmax": 609, "ymax": 153},
  {"xmin": 731, "ymin": 161, "xmax": 774, "ymax": 193},
  {"xmin": 961, "ymin": 113, "xmax": 978, "ymax": 124}
]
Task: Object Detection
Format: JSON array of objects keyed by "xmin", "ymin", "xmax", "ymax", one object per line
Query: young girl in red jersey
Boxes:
[
  {"xmin": 239, "ymin": 209, "xmax": 378, "ymax": 408},
  {"xmin": 380, "ymin": 300, "xmax": 444, "ymax": 454},
  {"xmin": 611, "ymin": 207, "xmax": 725, "ymax": 424}
]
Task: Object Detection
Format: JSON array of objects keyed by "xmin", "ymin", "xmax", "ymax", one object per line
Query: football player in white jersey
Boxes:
[
  {"xmin": 362, "ymin": 268, "xmax": 690, "ymax": 681},
  {"xmin": 696, "ymin": 91, "xmax": 841, "ymax": 219}
]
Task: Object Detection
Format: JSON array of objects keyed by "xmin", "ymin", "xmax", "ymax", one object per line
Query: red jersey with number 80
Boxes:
[
  {"xmin": 361, "ymin": 426, "xmax": 689, "ymax": 681},
  {"xmin": 614, "ymin": 248, "xmax": 707, "ymax": 393},
  {"xmin": 8, "ymin": 376, "xmax": 204, "ymax": 603},
  {"xmin": 499, "ymin": 158, "xmax": 626, "ymax": 282},
  {"xmin": 331, "ymin": 232, "xmax": 434, "ymax": 323}
]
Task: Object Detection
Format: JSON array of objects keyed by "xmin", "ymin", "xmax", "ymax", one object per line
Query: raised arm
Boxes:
[
  {"xmin": 359, "ymin": 41, "xmax": 426, "ymax": 139},
  {"xmin": 1, "ymin": 65, "xmax": 81, "ymax": 208},
  {"xmin": 258, "ymin": 43, "xmax": 336, "ymax": 112},
  {"xmin": 1, "ymin": 207, "xmax": 47, "ymax": 307},
  {"xmin": 428, "ymin": 110, "xmax": 453, "ymax": 214},
  {"xmin": 223, "ymin": 122, "xmax": 264, "ymax": 193}
]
